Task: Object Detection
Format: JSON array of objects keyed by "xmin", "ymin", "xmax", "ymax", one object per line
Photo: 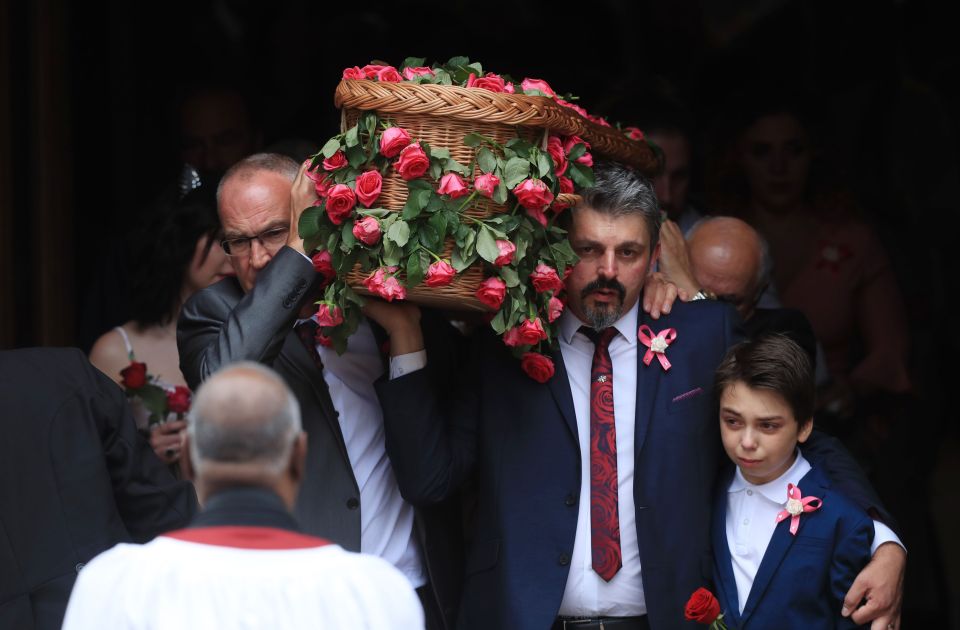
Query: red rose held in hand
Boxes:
[
  {"xmin": 380, "ymin": 127, "xmax": 412, "ymax": 158},
  {"xmin": 324, "ymin": 184, "xmax": 356, "ymax": 225},
  {"xmin": 120, "ymin": 361, "xmax": 147, "ymax": 389},
  {"xmin": 474, "ymin": 173, "xmax": 500, "ymax": 198},
  {"xmin": 513, "ymin": 178, "xmax": 555, "ymax": 212},
  {"xmin": 521, "ymin": 352, "xmax": 555, "ymax": 383},
  {"xmin": 437, "ymin": 172, "xmax": 469, "ymax": 198},
  {"xmin": 684, "ymin": 588, "xmax": 722, "ymax": 625},
  {"xmin": 166, "ymin": 386, "xmax": 191, "ymax": 414},
  {"xmin": 315, "ymin": 303, "xmax": 344, "ymax": 327},
  {"xmin": 352, "ymin": 216, "xmax": 382, "ymax": 246},
  {"xmin": 475, "ymin": 277, "xmax": 507, "ymax": 310},
  {"xmin": 424, "ymin": 260, "xmax": 456, "ymax": 287},
  {"xmin": 354, "ymin": 170, "xmax": 382, "ymax": 207},
  {"xmin": 394, "ymin": 143, "xmax": 430, "ymax": 180}
]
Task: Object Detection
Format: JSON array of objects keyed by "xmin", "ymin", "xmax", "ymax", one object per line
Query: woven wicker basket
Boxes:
[{"xmin": 335, "ymin": 79, "xmax": 660, "ymax": 311}]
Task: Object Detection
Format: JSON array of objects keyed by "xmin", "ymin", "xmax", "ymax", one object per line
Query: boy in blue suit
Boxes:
[{"xmin": 711, "ymin": 335, "xmax": 872, "ymax": 629}]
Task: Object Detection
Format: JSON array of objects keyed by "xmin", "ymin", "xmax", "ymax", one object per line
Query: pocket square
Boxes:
[{"xmin": 672, "ymin": 387, "xmax": 704, "ymax": 403}]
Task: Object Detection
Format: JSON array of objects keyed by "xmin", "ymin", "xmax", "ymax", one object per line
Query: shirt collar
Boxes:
[
  {"xmin": 728, "ymin": 451, "xmax": 812, "ymax": 505},
  {"xmin": 559, "ymin": 300, "xmax": 639, "ymax": 347}
]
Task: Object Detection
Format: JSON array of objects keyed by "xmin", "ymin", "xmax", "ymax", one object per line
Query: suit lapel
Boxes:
[
  {"xmin": 280, "ymin": 331, "xmax": 352, "ymax": 468},
  {"xmin": 712, "ymin": 469, "xmax": 743, "ymax": 627},
  {"xmin": 634, "ymin": 310, "xmax": 662, "ymax": 457},
  {"xmin": 740, "ymin": 467, "xmax": 830, "ymax": 625},
  {"xmin": 547, "ymin": 346, "xmax": 579, "ymax": 443}
]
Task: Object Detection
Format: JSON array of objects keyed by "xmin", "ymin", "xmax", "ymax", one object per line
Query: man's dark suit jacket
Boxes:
[
  {"xmin": 0, "ymin": 347, "xmax": 197, "ymax": 630},
  {"xmin": 376, "ymin": 300, "xmax": 894, "ymax": 630},
  {"xmin": 177, "ymin": 246, "xmax": 463, "ymax": 628}
]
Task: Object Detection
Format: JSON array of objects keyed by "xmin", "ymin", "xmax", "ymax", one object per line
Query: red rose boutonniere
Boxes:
[{"xmin": 684, "ymin": 587, "xmax": 729, "ymax": 629}]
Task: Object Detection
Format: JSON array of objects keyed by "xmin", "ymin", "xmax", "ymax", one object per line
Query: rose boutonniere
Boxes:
[
  {"xmin": 684, "ymin": 587, "xmax": 729, "ymax": 629},
  {"xmin": 120, "ymin": 361, "xmax": 191, "ymax": 426},
  {"xmin": 775, "ymin": 483, "xmax": 822, "ymax": 535},
  {"xmin": 638, "ymin": 325, "xmax": 677, "ymax": 371}
]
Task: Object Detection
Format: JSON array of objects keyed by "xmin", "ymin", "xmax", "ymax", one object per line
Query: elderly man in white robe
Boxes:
[{"xmin": 62, "ymin": 361, "xmax": 423, "ymax": 630}]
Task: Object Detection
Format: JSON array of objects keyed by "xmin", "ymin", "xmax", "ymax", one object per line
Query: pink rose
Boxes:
[
  {"xmin": 304, "ymin": 165, "xmax": 332, "ymax": 197},
  {"xmin": 526, "ymin": 207, "xmax": 548, "ymax": 227},
  {"xmin": 166, "ymin": 385, "xmax": 191, "ymax": 414},
  {"xmin": 380, "ymin": 126, "xmax": 412, "ymax": 158},
  {"xmin": 352, "ymin": 216, "xmax": 381, "ymax": 246},
  {"xmin": 363, "ymin": 266, "xmax": 406, "ymax": 302},
  {"xmin": 322, "ymin": 150, "xmax": 347, "ymax": 171},
  {"xmin": 424, "ymin": 260, "xmax": 456, "ymax": 287},
  {"xmin": 494, "ymin": 240, "xmax": 515, "ymax": 267},
  {"xmin": 521, "ymin": 352, "xmax": 555, "ymax": 383},
  {"xmin": 547, "ymin": 296, "xmax": 565, "ymax": 322},
  {"xmin": 563, "ymin": 135, "xmax": 593, "ymax": 167},
  {"xmin": 402, "ymin": 66, "xmax": 435, "ymax": 80},
  {"xmin": 521, "ymin": 78, "xmax": 556, "ymax": 97},
  {"xmin": 546, "ymin": 136, "xmax": 568, "ymax": 176},
  {"xmin": 376, "ymin": 66, "xmax": 403, "ymax": 82},
  {"xmin": 503, "ymin": 82, "xmax": 515, "ymax": 94},
  {"xmin": 354, "ymin": 170, "xmax": 383, "ymax": 207},
  {"xmin": 394, "ymin": 143, "xmax": 430, "ymax": 180},
  {"xmin": 311, "ymin": 250, "xmax": 336, "ymax": 286},
  {"xmin": 625, "ymin": 126, "xmax": 645, "ymax": 141},
  {"xmin": 324, "ymin": 184, "xmax": 356, "ymax": 225},
  {"xmin": 437, "ymin": 172, "xmax": 469, "ymax": 198},
  {"xmin": 316, "ymin": 333, "xmax": 333, "ymax": 348},
  {"xmin": 558, "ymin": 175, "xmax": 574, "ymax": 194},
  {"xmin": 556, "ymin": 98, "xmax": 589, "ymax": 118},
  {"xmin": 474, "ymin": 173, "xmax": 500, "ymax": 198},
  {"xmin": 361, "ymin": 64, "xmax": 386, "ymax": 79},
  {"xmin": 588, "ymin": 114, "xmax": 611, "ymax": 128},
  {"xmin": 530, "ymin": 264, "xmax": 564, "ymax": 293},
  {"xmin": 467, "ymin": 72, "xmax": 506, "ymax": 93},
  {"xmin": 503, "ymin": 318, "xmax": 547, "ymax": 347},
  {"xmin": 315, "ymin": 303, "xmax": 344, "ymax": 327},
  {"xmin": 475, "ymin": 277, "xmax": 507, "ymax": 310},
  {"xmin": 513, "ymin": 178, "xmax": 555, "ymax": 212},
  {"xmin": 342, "ymin": 66, "xmax": 365, "ymax": 80}
]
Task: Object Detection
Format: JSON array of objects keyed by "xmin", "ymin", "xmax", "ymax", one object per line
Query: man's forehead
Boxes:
[{"xmin": 569, "ymin": 208, "xmax": 650, "ymax": 244}]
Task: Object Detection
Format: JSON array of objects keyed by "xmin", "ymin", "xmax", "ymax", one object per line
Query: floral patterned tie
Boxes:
[{"xmin": 581, "ymin": 326, "xmax": 622, "ymax": 581}]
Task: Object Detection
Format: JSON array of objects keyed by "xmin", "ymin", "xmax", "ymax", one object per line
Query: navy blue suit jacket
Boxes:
[
  {"xmin": 377, "ymin": 300, "xmax": 889, "ymax": 630},
  {"xmin": 711, "ymin": 464, "xmax": 873, "ymax": 629}
]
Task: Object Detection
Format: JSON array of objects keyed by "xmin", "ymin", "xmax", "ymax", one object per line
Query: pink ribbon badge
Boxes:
[
  {"xmin": 775, "ymin": 483, "xmax": 822, "ymax": 535},
  {"xmin": 638, "ymin": 325, "xmax": 677, "ymax": 371}
]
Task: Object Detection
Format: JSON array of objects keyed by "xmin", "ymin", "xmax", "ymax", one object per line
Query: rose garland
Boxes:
[{"xmin": 300, "ymin": 57, "xmax": 648, "ymax": 382}]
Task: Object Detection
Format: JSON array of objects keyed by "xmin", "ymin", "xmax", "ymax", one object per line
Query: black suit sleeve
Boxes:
[{"xmin": 177, "ymin": 247, "xmax": 318, "ymax": 389}]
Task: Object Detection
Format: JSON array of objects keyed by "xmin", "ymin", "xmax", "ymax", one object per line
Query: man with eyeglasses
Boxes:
[{"xmin": 176, "ymin": 153, "xmax": 463, "ymax": 630}]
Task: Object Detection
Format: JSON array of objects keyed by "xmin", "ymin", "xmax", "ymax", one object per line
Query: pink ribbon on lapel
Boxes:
[
  {"xmin": 775, "ymin": 483, "xmax": 822, "ymax": 535},
  {"xmin": 637, "ymin": 325, "xmax": 677, "ymax": 371}
]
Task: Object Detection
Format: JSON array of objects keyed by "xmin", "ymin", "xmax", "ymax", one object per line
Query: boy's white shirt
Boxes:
[{"xmin": 725, "ymin": 452, "xmax": 900, "ymax": 614}]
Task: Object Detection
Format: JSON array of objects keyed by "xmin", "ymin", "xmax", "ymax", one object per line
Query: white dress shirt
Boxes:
[
  {"xmin": 311, "ymin": 317, "xmax": 427, "ymax": 588},
  {"xmin": 557, "ymin": 304, "xmax": 647, "ymax": 616}
]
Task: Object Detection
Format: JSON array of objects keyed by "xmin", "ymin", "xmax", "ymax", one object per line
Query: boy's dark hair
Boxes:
[{"xmin": 714, "ymin": 334, "xmax": 815, "ymax": 424}]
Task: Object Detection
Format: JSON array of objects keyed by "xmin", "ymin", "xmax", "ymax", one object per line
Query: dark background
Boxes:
[{"xmin": 2, "ymin": 0, "xmax": 958, "ymax": 625}]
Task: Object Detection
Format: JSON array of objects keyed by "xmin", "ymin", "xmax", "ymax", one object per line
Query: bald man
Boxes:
[{"xmin": 63, "ymin": 362, "xmax": 423, "ymax": 630}]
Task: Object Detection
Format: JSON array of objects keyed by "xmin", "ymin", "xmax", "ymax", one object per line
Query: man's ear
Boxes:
[
  {"xmin": 650, "ymin": 241, "xmax": 662, "ymax": 270},
  {"xmin": 289, "ymin": 432, "xmax": 308, "ymax": 483},
  {"xmin": 797, "ymin": 418, "xmax": 814, "ymax": 443}
]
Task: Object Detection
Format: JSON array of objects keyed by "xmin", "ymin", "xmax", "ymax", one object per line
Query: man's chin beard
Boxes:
[{"xmin": 583, "ymin": 301, "xmax": 623, "ymax": 329}]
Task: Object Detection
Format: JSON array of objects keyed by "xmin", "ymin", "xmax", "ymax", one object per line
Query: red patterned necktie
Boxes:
[
  {"xmin": 295, "ymin": 320, "xmax": 324, "ymax": 372},
  {"xmin": 581, "ymin": 326, "xmax": 622, "ymax": 581}
]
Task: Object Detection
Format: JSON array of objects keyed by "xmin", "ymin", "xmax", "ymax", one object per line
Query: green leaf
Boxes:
[
  {"xmin": 477, "ymin": 147, "xmax": 498, "ymax": 174},
  {"xmin": 463, "ymin": 133, "xmax": 484, "ymax": 148},
  {"xmin": 493, "ymin": 181, "xmax": 508, "ymax": 204},
  {"xmin": 567, "ymin": 142, "xmax": 587, "ymax": 162},
  {"xmin": 550, "ymin": 239, "xmax": 577, "ymax": 263},
  {"xmin": 500, "ymin": 265, "xmax": 520, "ymax": 288},
  {"xmin": 407, "ymin": 179, "xmax": 433, "ymax": 191},
  {"xmin": 429, "ymin": 161, "xmax": 442, "ymax": 180},
  {"xmin": 401, "ymin": 57, "xmax": 426, "ymax": 70},
  {"xmin": 428, "ymin": 211, "xmax": 448, "ymax": 242},
  {"xmin": 402, "ymin": 197, "xmax": 423, "ymax": 221},
  {"xmin": 503, "ymin": 157, "xmax": 531, "ymax": 189},
  {"xmin": 567, "ymin": 162, "xmax": 595, "ymax": 188},
  {"xmin": 489, "ymin": 309, "xmax": 507, "ymax": 334},
  {"xmin": 418, "ymin": 223, "xmax": 440, "ymax": 251},
  {"xmin": 430, "ymin": 147, "xmax": 451, "ymax": 160},
  {"xmin": 298, "ymin": 206, "xmax": 322, "ymax": 240},
  {"xmin": 321, "ymin": 137, "xmax": 341, "ymax": 158},
  {"xmin": 506, "ymin": 137, "xmax": 533, "ymax": 157},
  {"xmin": 537, "ymin": 152, "xmax": 553, "ymax": 178},
  {"xmin": 362, "ymin": 112, "xmax": 378, "ymax": 137},
  {"xmin": 344, "ymin": 125, "xmax": 360, "ymax": 148},
  {"xmin": 405, "ymin": 250, "xmax": 424, "ymax": 287},
  {"xmin": 345, "ymin": 144, "xmax": 366, "ymax": 168},
  {"xmin": 382, "ymin": 238, "xmax": 402, "ymax": 266},
  {"xmin": 476, "ymin": 227, "xmax": 499, "ymax": 263},
  {"xmin": 386, "ymin": 220, "xmax": 411, "ymax": 247},
  {"xmin": 515, "ymin": 232, "xmax": 530, "ymax": 261},
  {"xmin": 444, "ymin": 158, "xmax": 470, "ymax": 176},
  {"xmin": 341, "ymin": 220, "xmax": 356, "ymax": 250},
  {"xmin": 446, "ymin": 55, "xmax": 470, "ymax": 69},
  {"xmin": 451, "ymin": 245, "xmax": 478, "ymax": 272}
]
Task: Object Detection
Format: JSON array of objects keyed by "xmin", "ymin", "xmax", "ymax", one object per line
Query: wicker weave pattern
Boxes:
[{"xmin": 335, "ymin": 80, "xmax": 660, "ymax": 173}]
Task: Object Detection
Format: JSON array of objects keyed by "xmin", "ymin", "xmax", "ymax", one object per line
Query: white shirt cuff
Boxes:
[
  {"xmin": 389, "ymin": 351, "xmax": 427, "ymax": 379},
  {"xmin": 871, "ymin": 520, "xmax": 905, "ymax": 555}
]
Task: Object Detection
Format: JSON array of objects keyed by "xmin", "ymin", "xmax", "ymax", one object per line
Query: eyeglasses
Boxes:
[{"xmin": 220, "ymin": 226, "xmax": 290, "ymax": 257}]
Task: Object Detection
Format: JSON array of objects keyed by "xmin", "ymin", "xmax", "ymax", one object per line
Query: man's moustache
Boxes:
[{"xmin": 581, "ymin": 278, "xmax": 626, "ymax": 301}]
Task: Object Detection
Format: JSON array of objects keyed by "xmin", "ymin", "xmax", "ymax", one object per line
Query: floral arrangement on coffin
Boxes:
[
  {"xmin": 119, "ymin": 361, "xmax": 191, "ymax": 426},
  {"xmin": 299, "ymin": 57, "xmax": 648, "ymax": 382}
]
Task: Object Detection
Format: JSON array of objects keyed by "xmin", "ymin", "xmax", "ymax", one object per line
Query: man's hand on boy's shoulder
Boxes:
[{"xmin": 842, "ymin": 541, "xmax": 905, "ymax": 630}]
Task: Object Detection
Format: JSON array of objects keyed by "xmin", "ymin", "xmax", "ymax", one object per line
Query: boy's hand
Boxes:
[{"xmin": 841, "ymin": 542, "xmax": 905, "ymax": 629}]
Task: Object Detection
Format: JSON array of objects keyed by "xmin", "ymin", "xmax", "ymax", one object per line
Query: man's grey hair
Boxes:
[
  {"xmin": 187, "ymin": 361, "xmax": 302, "ymax": 476},
  {"xmin": 216, "ymin": 152, "xmax": 300, "ymax": 205},
  {"xmin": 575, "ymin": 161, "xmax": 662, "ymax": 251}
]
